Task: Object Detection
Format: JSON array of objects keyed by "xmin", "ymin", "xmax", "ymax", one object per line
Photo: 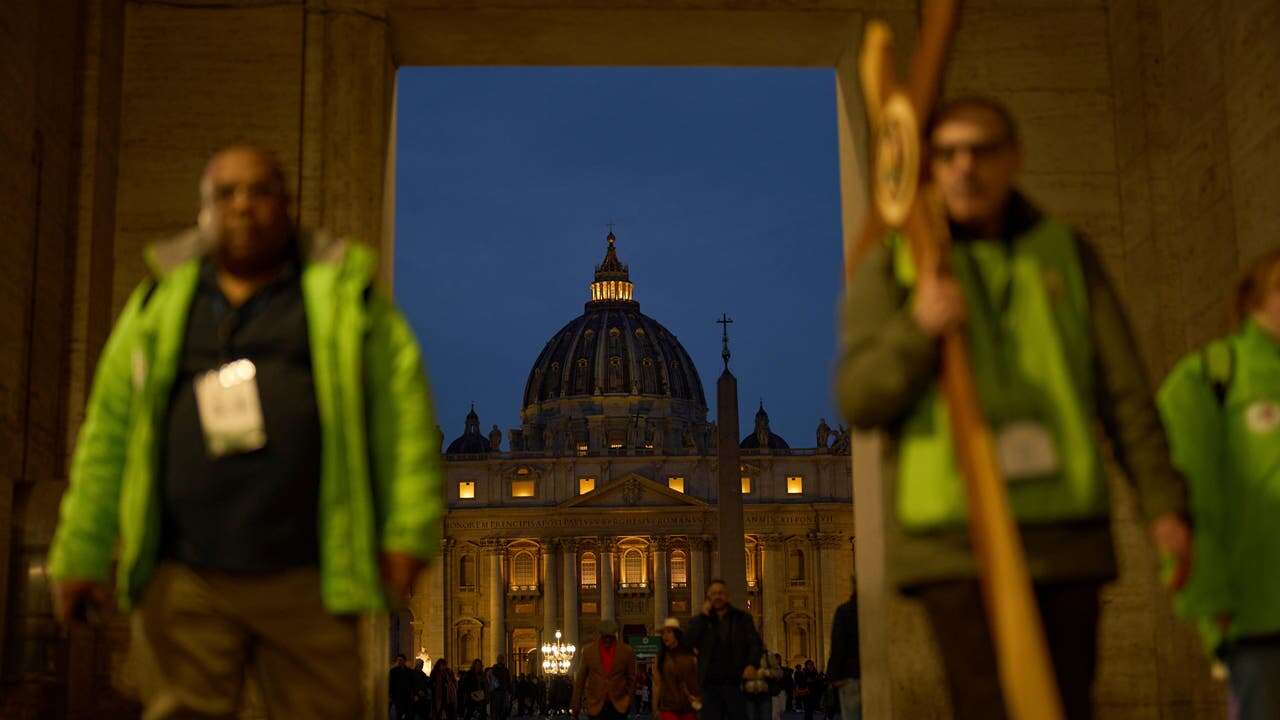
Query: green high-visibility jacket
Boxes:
[
  {"xmin": 48, "ymin": 229, "xmax": 443, "ymax": 613},
  {"xmin": 1158, "ymin": 320, "xmax": 1280, "ymax": 643},
  {"xmin": 891, "ymin": 219, "xmax": 1108, "ymax": 531}
]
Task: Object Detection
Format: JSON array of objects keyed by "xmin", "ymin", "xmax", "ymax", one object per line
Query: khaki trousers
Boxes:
[{"xmin": 130, "ymin": 562, "xmax": 362, "ymax": 720}]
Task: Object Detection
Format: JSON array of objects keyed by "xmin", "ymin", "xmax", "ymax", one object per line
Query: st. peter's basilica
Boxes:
[{"xmin": 407, "ymin": 233, "xmax": 855, "ymax": 674}]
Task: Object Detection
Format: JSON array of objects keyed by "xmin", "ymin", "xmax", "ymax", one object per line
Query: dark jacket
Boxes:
[
  {"xmin": 825, "ymin": 596, "xmax": 861, "ymax": 681},
  {"xmin": 686, "ymin": 604, "xmax": 764, "ymax": 685},
  {"xmin": 834, "ymin": 192, "xmax": 1187, "ymax": 588}
]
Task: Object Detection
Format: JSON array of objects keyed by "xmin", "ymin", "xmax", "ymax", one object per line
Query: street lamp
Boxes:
[{"xmin": 541, "ymin": 630, "xmax": 576, "ymax": 676}]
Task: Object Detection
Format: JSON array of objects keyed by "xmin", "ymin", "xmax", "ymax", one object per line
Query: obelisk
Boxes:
[{"xmin": 715, "ymin": 313, "xmax": 747, "ymax": 607}]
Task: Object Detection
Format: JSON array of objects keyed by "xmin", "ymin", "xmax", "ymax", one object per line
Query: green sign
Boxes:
[{"xmin": 626, "ymin": 635, "xmax": 661, "ymax": 659}]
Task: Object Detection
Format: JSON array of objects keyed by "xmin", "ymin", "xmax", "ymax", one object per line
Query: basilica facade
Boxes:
[{"xmin": 411, "ymin": 234, "xmax": 855, "ymax": 675}]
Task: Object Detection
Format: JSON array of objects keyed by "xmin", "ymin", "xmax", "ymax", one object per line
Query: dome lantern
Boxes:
[{"xmin": 589, "ymin": 232, "xmax": 635, "ymax": 303}]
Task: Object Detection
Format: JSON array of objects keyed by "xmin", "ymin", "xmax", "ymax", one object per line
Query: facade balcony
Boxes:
[
  {"xmin": 670, "ymin": 581, "xmax": 689, "ymax": 590},
  {"xmin": 580, "ymin": 583, "xmax": 599, "ymax": 592},
  {"xmin": 789, "ymin": 579, "xmax": 806, "ymax": 588},
  {"xmin": 508, "ymin": 584, "xmax": 541, "ymax": 599},
  {"xmin": 617, "ymin": 582, "xmax": 649, "ymax": 596}
]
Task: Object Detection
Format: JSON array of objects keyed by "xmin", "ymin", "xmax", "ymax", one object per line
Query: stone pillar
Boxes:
[
  {"xmin": 760, "ymin": 534, "xmax": 787, "ymax": 653},
  {"xmin": 422, "ymin": 537, "xmax": 451, "ymax": 660},
  {"xmin": 542, "ymin": 540, "xmax": 559, "ymax": 641},
  {"xmin": 599, "ymin": 536, "xmax": 616, "ymax": 623},
  {"xmin": 562, "ymin": 540, "xmax": 579, "ymax": 647},
  {"xmin": 812, "ymin": 532, "xmax": 846, "ymax": 666},
  {"xmin": 689, "ymin": 536, "xmax": 709, "ymax": 603},
  {"xmin": 487, "ymin": 540, "xmax": 506, "ymax": 664},
  {"xmin": 652, "ymin": 537, "xmax": 669, "ymax": 629}
]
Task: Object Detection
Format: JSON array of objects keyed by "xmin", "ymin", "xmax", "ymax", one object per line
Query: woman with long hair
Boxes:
[
  {"xmin": 652, "ymin": 617, "xmax": 701, "ymax": 720},
  {"xmin": 430, "ymin": 658, "xmax": 455, "ymax": 720}
]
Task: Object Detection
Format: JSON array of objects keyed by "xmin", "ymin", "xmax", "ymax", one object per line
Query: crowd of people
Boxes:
[{"xmin": 390, "ymin": 579, "xmax": 861, "ymax": 720}]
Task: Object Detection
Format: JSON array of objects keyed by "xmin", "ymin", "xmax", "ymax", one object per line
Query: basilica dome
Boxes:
[{"xmin": 521, "ymin": 233, "xmax": 707, "ymax": 413}]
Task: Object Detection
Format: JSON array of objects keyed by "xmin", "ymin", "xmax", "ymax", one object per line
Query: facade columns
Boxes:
[
  {"xmin": 689, "ymin": 536, "xmax": 709, "ymax": 602},
  {"xmin": 811, "ymin": 531, "xmax": 846, "ymax": 664},
  {"xmin": 562, "ymin": 540, "xmax": 579, "ymax": 646},
  {"xmin": 487, "ymin": 540, "xmax": 506, "ymax": 664},
  {"xmin": 652, "ymin": 537, "xmax": 670, "ymax": 629},
  {"xmin": 760, "ymin": 534, "xmax": 786, "ymax": 653},
  {"xmin": 599, "ymin": 536, "xmax": 616, "ymax": 623},
  {"xmin": 542, "ymin": 540, "xmax": 559, "ymax": 642}
]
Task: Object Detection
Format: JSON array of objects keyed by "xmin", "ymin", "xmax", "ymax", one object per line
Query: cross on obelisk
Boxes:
[
  {"xmin": 714, "ymin": 312, "xmax": 746, "ymax": 606},
  {"xmin": 854, "ymin": 2, "xmax": 1064, "ymax": 718},
  {"xmin": 717, "ymin": 313, "xmax": 734, "ymax": 370}
]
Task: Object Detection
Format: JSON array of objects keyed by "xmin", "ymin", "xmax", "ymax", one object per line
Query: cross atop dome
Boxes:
[{"xmin": 590, "ymin": 230, "xmax": 635, "ymax": 303}]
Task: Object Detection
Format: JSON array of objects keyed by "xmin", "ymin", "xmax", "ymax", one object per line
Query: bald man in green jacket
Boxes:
[{"xmin": 48, "ymin": 145, "xmax": 443, "ymax": 719}]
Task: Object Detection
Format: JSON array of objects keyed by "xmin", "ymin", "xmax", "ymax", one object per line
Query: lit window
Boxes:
[
  {"xmin": 517, "ymin": 467, "xmax": 530, "ymax": 475},
  {"xmin": 577, "ymin": 442, "xmax": 589, "ymax": 456},
  {"xmin": 459, "ymin": 481, "xmax": 476, "ymax": 499},
  {"xmin": 670, "ymin": 551, "xmax": 688, "ymax": 586},
  {"xmin": 578, "ymin": 477, "xmax": 596, "ymax": 495},
  {"xmin": 610, "ymin": 441, "xmax": 624, "ymax": 449},
  {"xmin": 667, "ymin": 476, "xmax": 685, "ymax": 493},
  {"xmin": 512, "ymin": 552, "xmax": 536, "ymax": 587},
  {"xmin": 786, "ymin": 476, "xmax": 804, "ymax": 494},
  {"xmin": 741, "ymin": 477, "xmax": 752, "ymax": 494},
  {"xmin": 746, "ymin": 546, "xmax": 757, "ymax": 586},
  {"xmin": 581, "ymin": 553, "xmax": 598, "ymax": 587},
  {"xmin": 622, "ymin": 549, "xmax": 645, "ymax": 584},
  {"xmin": 512, "ymin": 479, "xmax": 535, "ymax": 498}
]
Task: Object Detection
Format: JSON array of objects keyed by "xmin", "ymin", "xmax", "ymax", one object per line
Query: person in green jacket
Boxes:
[
  {"xmin": 835, "ymin": 97, "xmax": 1192, "ymax": 720},
  {"xmin": 47, "ymin": 145, "xmax": 443, "ymax": 719},
  {"xmin": 1158, "ymin": 249, "xmax": 1280, "ymax": 720}
]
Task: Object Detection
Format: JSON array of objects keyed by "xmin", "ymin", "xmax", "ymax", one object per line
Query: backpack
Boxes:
[{"xmin": 1203, "ymin": 339, "xmax": 1234, "ymax": 405}]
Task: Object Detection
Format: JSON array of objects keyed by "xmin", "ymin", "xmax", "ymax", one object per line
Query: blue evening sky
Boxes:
[{"xmin": 394, "ymin": 68, "xmax": 843, "ymax": 448}]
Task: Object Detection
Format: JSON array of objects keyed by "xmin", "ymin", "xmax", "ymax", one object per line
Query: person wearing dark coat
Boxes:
[
  {"xmin": 826, "ymin": 590, "xmax": 861, "ymax": 720},
  {"xmin": 460, "ymin": 659, "xmax": 488, "ymax": 720},
  {"xmin": 685, "ymin": 579, "xmax": 764, "ymax": 720}
]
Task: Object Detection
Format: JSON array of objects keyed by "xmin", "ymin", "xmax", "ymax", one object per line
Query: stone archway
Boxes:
[{"xmin": 5, "ymin": 1, "xmax": 1270, "ymax": 718}]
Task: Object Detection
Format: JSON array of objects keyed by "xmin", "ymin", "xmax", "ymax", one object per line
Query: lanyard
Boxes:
[{"xmin": 956, "ymin": 240, "xmax": 1017, "ymax": 379}]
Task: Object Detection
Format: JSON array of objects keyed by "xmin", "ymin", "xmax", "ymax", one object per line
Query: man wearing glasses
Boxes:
[
  {"xmin": 835, "ymin": 98, "xmax": 1192, "ymax": 719},
  {"xmin": 48, "ymin": 145, "xmax": 443, "ymax": 719}
]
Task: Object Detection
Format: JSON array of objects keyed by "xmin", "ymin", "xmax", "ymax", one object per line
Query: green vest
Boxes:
[{"xmin": 892, "ymin": 219, "xmax": 1109, "ymax": 531}]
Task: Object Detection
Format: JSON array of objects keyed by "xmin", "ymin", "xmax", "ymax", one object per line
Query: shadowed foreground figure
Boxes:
[
  {"xmin": 47, "ymin": 145, "xmax": 443, "ymax": 719},
  {"xmin": 835, "ymin": 97, "xmax": 1192, "ymax": 719}
]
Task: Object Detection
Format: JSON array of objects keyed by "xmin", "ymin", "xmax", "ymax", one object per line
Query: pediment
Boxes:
[{"xmin": 558, "ymin": 473, "xmax": 709, "ymax": 510}]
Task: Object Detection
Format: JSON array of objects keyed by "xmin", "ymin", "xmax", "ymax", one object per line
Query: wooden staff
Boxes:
[{"xmin": 850, "ymin": 2, "xmax": 1065, "ymax": 718}]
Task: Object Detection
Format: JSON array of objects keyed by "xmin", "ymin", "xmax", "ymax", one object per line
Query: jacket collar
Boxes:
[
  {"xmin": 144, "ymin": 226, "xmax": 356, "ymax": 279},
  {"xmin": 948, "ymin": 189, "xmax": 1043, "ymax": 243}
]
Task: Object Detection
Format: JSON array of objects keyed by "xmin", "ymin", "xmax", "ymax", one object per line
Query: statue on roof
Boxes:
[
  {"xmin": 489, "ymin": 424, "xmax": 502, "ymax": 452},
  {"xmin": 817, "ymin": 418, "xmax": 832, "ymax": 449}
]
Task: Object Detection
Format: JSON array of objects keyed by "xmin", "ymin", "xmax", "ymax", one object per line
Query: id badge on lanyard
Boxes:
[{"xmin": 193, "ymin": 358, "xmax": 267, "ymax": 457}]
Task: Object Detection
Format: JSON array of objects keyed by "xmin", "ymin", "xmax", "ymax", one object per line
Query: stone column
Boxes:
[
  {"xmin": 562, "ymin": 539, "xmax": 579, "ymax": 646},
  {"xmin": 487, "ymin": 540, "xmax": 506, "ymax": 664},
  {"xmin": 689, "ymin": 536, "xmax": 709, "ymax": 603},
  {"xmin": 599, "ymin": 536, "xmax": 616, "ymax": 623},
  {"xmin": 542, "ymin": 540, "xmax": 559, "ymax": 641},
  {"xmin": 812, "ymin": 532, "xmax": 846, "ymax": 665},
  {"xmin": 760, "ymin": 533, "xmax": 787, "ymax": 653},
  {"xmin": 652, "ymin": 537, "xmax": 670, "ymax": 629}
]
